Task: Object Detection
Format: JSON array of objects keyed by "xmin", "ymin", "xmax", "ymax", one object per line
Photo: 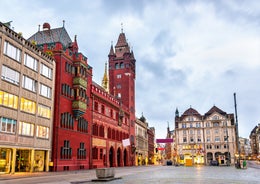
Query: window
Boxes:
[
  {"xmin": 206, "ymin": 129, "xmax": 210, "ymax": 134},
  {"xmin": 4, "ymin": 41, "xmax": 21, "ymax": 62},
  {"xmin": 215, "ymin": 137, "xmax": 220, "ymax": 142},
  {"xmin": 207, "ymin": 137, "xmax": 210, "ymax": 142},
  {"xmin": 117, "ymin": 74, "xmax": 121, "ymax": 79},
  {"xmin": 100, "ymin": 149, "xmax": 103, "ymax": 160},
  {"xmin": 77, "ymin": 117, "xmax": 88, "ymax": 133},
  {"xmin": 206, "ymin": 122, "xmax": 210, "ymax": 127},
  {"xmin": 36, "ymin": 125, "xmax": 49, "ymax": 139},
  {"xmin": 212, "ymin": 115, "xmax": 219, "ymax": 120},
  {"xmin": 190, "ymin": 123, "xmax": 193, "ymax": 128},
  {"xmin": 19, "ymin": 121, "xmax": 34, "ymax": 136},
  {"xmin": 188, "ymin": 117, "xmax": 194, "ymax": 121},
  {"xmin": 215, "ymin": 145, "xmax": 221, "ymax": 149},
  {"xmin": 117, "ymin": 93, "xmax": 121, "ymax": 98},
  {"xmin": 38, "ymin": 104, "xmax": 51, "ymax": 118},
  {"xmin": 215, "ymin": 129, "xmax": 219, "ymax": 134},
  {"xmin": 22, "ymin": 75, "xmax": 37, "ymax": 92},
  {"xmin": 190, "ymin": 137, "xmax": 194, "ymax": 142},
  {"xmin": 197, "ymin": 137, "xmax": 201, "ymax": 142},
  {"xmin": 20, "ymin": 98, "xmax": 36, "ymax": 114},
  {"xmin": 182, "ymin": 123, "xmax": 186, "ymax": 128},
  {"xmin": 77, "ymin": 142, "xmax": 86, "ymax": 159},
  {"xmin": 190, "ymin": 130, "xmax": 193, "ymax": 134},
  {"xmin": 0, "ymin": 117, "xmax": 16, "ymax": 134},
  {"xmin": 120, "ymin": 62, "xmax": 124, "ymax": 68},
  {"xmin": 196, "ymin": 123, "xmax": 200, "ymax": 128},
  {"xmin": 116, "ymin": 84, "xmax": 121, "ymax": 89},
  {"xmin": 61, "ymin": 140, "xmax": 72, "ymax": 159},
  {"xmin": 1, "ymin": 65, "xmax": 20, "ymax": 85},
  {"xmin": 183, "ymin": 130, "xmax": 186, "ymax": 135},
  {"xmin": 39, "ymin": 83, "xmax": 52, "ymax": 98},
  {"xmin": 60, "ymin": 112, "xmax": 74, "ymax": 129},
  {"xmin": 183, "ymin": 137, "xmax": 187, "ymax": 143},
  {"xmin": 40, "ymin": 63, "xmax": 52, "ymax": 79},
  {"xmin": 115, "ymin": 63, "xmax": 119, "ymax": 69},
  {"xmin": 92, "ymin": 147, "xmax": 98, "ymax": 159},
  {"xmin": 24, "ymin": 53, "xmax": 38, "ymax": 71},
  {"xmin": 213, "ymin": 122, "xmax": 219, "ymax": 127},
  {"xmin": 0, "ymin": 90, "xmax": 18, "ymax": 109}
]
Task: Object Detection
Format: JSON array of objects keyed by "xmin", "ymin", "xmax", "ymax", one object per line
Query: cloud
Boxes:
[{"xmin": 1, "ymin": 0, "xmax": 259, "ymax": 139}]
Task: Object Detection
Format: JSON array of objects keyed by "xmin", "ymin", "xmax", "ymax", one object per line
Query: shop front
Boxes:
[{"xmin": 0, "ymin": 147, "xmax": 49, "ymax": 174}]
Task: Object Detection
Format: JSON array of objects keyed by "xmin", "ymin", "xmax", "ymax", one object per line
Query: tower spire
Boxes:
[{"xmin": 102, "ymin": 62, "xmax": 109, "ymax": 93}]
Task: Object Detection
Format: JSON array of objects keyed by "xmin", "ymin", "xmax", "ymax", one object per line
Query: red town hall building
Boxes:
[{"xmin": 28, "ymin": 22, "xmax": 136, "ymax": 171}]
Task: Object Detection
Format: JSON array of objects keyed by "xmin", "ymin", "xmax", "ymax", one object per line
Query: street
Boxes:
[{"xmin": 0, "ymin": 161, "xmax": 259, "ymax": 184}]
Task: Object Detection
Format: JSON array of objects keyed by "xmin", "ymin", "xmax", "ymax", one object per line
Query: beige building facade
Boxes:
[
  {"xmin": 135, "ymin": 115, "xmax": 148, "ymax": 166},
  {"xmin": 175, "ymin": 106, "xmax": 237, "ymax": 166},
  {"xmin": 0, "ymin": 22, "xmax": 55, "ymax": 174}
]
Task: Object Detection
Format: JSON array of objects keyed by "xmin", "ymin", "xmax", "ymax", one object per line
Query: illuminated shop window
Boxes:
[
  {"xmin": 20, "ymin": 98, "xmax": 36, "ymax": 114},
  {"xmin": 0, "ymin": 117, "xmax": 16, "ymax": 134},
  {"xmin": 36, "ymin": 125, "xmax": 49, "ymax": 139},
  {"xmin": 0, "ymin": 90, "xmax": 18, "ymax": 109},
  {"xmin": 19, "ymin": 121, "xmax": 34, "ymax": 136},
  {"xmin": 4, "ymin": 41, "xmax": 21, "ymax": 62},
  {"xmin": 38, "ymin": 104, "xmax": 51, "ymax": 119},
  {"xmin": 1, "ymin": 65, "xmax": 20, "ymax": 85},
  {"xmin": 24, "ymin": 53, "xmax": 38, "ymax": 71}
]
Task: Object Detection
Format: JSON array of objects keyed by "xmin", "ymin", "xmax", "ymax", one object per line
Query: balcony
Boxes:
[
  {"xmin": 73, "ymin": 77, "xmax": 87, "ymax": 88},
  {"xmin": 72, "ymin": 100, "xmax": 87, "ymax": 118}
]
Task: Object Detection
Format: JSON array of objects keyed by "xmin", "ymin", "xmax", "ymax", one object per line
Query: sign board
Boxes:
[{"xmin": 156, "ymin": 138, "xmax": 173, "ymax": 143}]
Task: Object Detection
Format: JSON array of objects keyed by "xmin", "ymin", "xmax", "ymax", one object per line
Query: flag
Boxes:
[{"xmin": 122, "ymin": 138, "xmax": 130, "ymax": 147}]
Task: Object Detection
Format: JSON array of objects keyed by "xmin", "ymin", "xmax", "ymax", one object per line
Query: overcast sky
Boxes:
[{"xmin": 1, "ymin": 0, "xmax": 259, "ymax": 139}]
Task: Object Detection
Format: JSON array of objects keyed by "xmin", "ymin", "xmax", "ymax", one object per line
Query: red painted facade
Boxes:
[{"xmin": 29, "ymin": 23, "xmax": 136, "ymax": 171}]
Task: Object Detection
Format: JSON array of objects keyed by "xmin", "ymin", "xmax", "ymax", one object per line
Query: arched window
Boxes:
[
  {"xmin": 120, "ymin": 62, "xmax": 124, "ymax": 68},
  {"xmin": 115, "ymin": 63, "xmax": 119, "ymax": 69}
]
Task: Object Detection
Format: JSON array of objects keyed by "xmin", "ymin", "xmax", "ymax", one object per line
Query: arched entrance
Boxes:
[
  {"xmin": 117, "ymin": 148, "xmax": 121, "ymax": 167},
  {"xmin": 124, "ymin": 149, "xmax": 128, "ymax": 166},
  {"xmin": 207, "ymin": 152, "xmax": 213, "ymax": 164},
  {"xmin": 109, "ymin": 147, "xmax": 114, "ymax": 167}
]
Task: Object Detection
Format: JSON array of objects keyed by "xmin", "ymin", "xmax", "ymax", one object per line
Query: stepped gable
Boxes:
[
  {"xmin": 28, "ymin": 22, "xmax": 72, "ymax": 48},
  {"xmin": 204, "ymin": 105, "xmax": 227, "ymax": 117}
]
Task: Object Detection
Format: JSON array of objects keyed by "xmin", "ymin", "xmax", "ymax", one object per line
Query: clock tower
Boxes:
[{"xmin": 108, "ymin": 30, "xmax": 136, "ymax": 161}]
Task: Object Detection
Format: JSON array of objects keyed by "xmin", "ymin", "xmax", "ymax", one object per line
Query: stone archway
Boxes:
[
  {"xmin": 109, "ymin": 147, "xmax": 114, "ymax": 167},
  {"xmin": 117, "ymin": 147, "xmax": 121, "ymax": 167},
  {"xmin": 124, "ymin": 149, "xmax": 128, "ymax": 166},
  {"xmin": 207, "ymin": 152, "xmax": 213, "ymax": 164}
]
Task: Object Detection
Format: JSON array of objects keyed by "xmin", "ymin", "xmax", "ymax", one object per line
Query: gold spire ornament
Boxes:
[{"xmin": 102, "ymin": 62, "xmax": 109, "ymax": 93}]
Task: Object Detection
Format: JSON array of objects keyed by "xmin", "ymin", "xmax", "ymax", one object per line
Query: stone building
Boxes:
[
  {"xmin": 147, "ymin": 127, "xmax": 155, "ymax": 164},
  {"xmin": 175, "ymin": 106, "xmax": 236, "ymax": 165},
  {"xmin": 0, "ymin": 22, "xmax": 56, "ymax": 173},
  {"xmin": 249, "ymin": 124, "xmax": 260, "ymax": 160},
  {"xmin": 135, "ymin": 114, "xmax": 148, "ymax": 165}
]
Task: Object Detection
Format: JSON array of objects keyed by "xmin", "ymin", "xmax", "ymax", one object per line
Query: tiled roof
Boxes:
[
  {"xmin": 115, "ymin": 32, "xmax": 128, "ymax": 47},
  {"xmin": 205, "ymin": 105, "xmax": 226, "ymax": 116},
  {"xmin": 182, "ymin": 107, "xmax": 201, "ymax": 116},
  {"xmin": 28, "ymin": 27, "xmax": 72, "ymax": 47}
]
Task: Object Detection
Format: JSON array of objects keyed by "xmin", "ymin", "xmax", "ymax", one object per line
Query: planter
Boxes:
[{"xmin": 96, "ymin": 168, "xmax": 115, "ymax": 179}]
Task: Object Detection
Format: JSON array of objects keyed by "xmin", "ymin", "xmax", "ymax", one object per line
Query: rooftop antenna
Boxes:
[{"xmin": 63, "ymin": 20, "xmax": 65, "ymax": 27}]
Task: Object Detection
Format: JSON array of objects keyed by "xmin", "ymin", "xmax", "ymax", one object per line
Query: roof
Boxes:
[
  {"xmin": 115, "ymin": 32, "xmax": 128, "ymax": 47},
  {"xmin": 205, "ymin": 105, "xmax": 227, "ymax": 117},
  {"xmin": 182, "ymin": 107, "xmax": 201, "ymax": 116},
  {"xmin": 28, "ymin": 26, "xmax": 72, "ymax": 48}
]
